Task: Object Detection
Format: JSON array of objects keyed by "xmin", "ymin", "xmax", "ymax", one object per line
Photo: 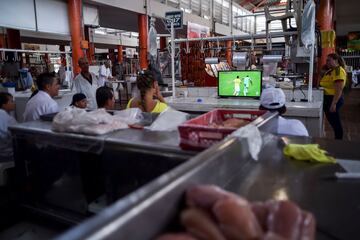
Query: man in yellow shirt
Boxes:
[{"xmin": 233, "ymin": 76, "xmax": 242, "ymax": 96}]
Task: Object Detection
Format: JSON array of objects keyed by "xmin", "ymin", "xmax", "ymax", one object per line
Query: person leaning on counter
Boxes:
[
  {"xmin": 259, "ymin": 87, "xmax": 309, "ymax": 137},
  {"xmin": 320, "ymin": 53, "xmax": 346, "ymax": 140},
  {"xmin": 74, "ymin": 57, "xmax": 99, "ymax": 110},
  {"xmin": 23, "ymin": 73, "xmax": 60, "ymax": 122},
  {"xmin": 126, "ymin": 70, "xmax": 167, "ymax": 113}
]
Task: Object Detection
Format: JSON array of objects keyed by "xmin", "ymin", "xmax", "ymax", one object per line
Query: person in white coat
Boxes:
[
  {"xmin": 23, "ymin": 73, "xmax": 60, "ymax": 122},
  {"xmin": 259, "ymin": 87, "xmax": 309, "ymax": 137},
  {"xmin": 74, "ymin": 57, "xmax": 99, "ymax": 109},
  {"xmin": 98, "ymin": 60, "xmax": 113, "ymax": 87},
  {"xmin": 0, "ymin": 92, "xmax": 17, "ymax": 161}
]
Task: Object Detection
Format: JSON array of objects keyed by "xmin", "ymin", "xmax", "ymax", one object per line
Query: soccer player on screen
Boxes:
[
  {"xmin": 243, "ymin": 75, "xmax": 252, "ymax": 96},
  {"xmin": 233, "ymin": 76, "xmax": 242, "ymax": 96}
]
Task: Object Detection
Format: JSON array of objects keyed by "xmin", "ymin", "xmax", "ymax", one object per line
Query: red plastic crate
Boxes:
[{"xmin": 178, "ymin": 109, "xmax": 266, "ymax": 151}]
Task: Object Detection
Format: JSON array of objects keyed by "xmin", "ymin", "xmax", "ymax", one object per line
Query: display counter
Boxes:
[
  {"xmin": 57, "ymin": 134, "xmax": 360, "ymax": 240},
  {"xmin": 8, "ymin": 120, "xmax": 195, "ymax": 225},
  {"xmin": 166, "ymin": 95, "xmax": 323, "ymax": 137}
]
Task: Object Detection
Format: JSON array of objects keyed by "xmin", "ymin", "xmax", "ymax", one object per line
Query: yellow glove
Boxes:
[{"xmin": 283, "ymin": 144, "xmax": 336, "ymax": 163}]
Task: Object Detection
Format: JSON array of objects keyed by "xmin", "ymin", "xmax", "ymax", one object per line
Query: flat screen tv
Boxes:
[{"xmin": 218, "ymin": 70, "xmax": 262, "ymax": 98}]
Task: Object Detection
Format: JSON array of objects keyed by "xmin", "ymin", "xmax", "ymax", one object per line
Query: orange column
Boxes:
[
  {"xmin": 138, "ymin": 14, "xmax": 148, "ymax": 69},
  {"xmin": 160, "ymin": 37, "xmax": 167, "ymax": 50},
  {"xmin": 226, "ymin": 41, "xmax": 232, "ymax": 66},
  {"xmin": 109, "ymin": 49, "xmax": 116, "ymax": 63},
  {"xmin": 88, "ymin": 43, "xmax": 95, "ymax": 64},
  {"xmin": 84, "ymin": 26, "xmax": 95, "ymax": 64},
  {"xmin": 117, "ymin": 45, "xmax": 123, "ymax": 63},
  {"xmin": 0, "ymin": 34, "xmax": 5, "ymax": 48},
  {"xmin": 6, "ymin": 29, "xmax": 21, "ymax": 49},
  {"xmin": 59, "ymin": 45, "xmax": 66, "ymax": 66},
  {"xmin": 316, "ymin": 0, "xmax": 335, "ymax": 84},
  {"xmin": 6, "ymin": 29, "xmax": 22, "ymax": 65},
  {"xmin": 68, "ymin": 0, "xmax": 84, "ymax": 75}
]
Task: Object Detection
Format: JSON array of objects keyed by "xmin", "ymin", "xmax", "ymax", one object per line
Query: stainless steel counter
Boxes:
[
  {"xmin": 166, "ymin": 96, "xmax": 322, "ymax": 117},
  {"xmin": 9, "ymin": 120, "xmax": 193, "ymax": 156},
  {"xmin": 56, "ymin": 134, "xmax": 360, "ymax": 240},
  {"xmin": 166, "ymin": 96, "xmax": 324, "ymax": 137},
  {"xmin": 9, "ymin": 120, "xmax": 196, "ymax": 223}
]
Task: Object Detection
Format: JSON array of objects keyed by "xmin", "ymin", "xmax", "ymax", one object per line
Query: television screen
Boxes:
[{"xmin": 218, "ymin": 70, "xmax": 262, "ymax": 98}]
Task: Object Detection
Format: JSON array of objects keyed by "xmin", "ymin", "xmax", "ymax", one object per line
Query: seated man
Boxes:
[
  {"xmin": 259, "ymin": 87, "xmax": 309, "ymax": 137},
  {"xmin": 96, "ymin": 86, "xmax": 115, "ymax": 110},
  {"xmin": 23, "ymin": 73, "xmax": 60, "ymax": 122},
  {"xmin": 0, "ymin": 92, "xmax": 17, "ymax": 161}
]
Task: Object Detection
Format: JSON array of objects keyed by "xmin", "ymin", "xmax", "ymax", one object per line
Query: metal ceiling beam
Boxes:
[{"xmin": 252, "ymin": 0, "xmax": 268, "ymax": 12}]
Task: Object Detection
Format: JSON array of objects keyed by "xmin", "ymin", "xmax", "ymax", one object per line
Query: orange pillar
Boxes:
[
  {"xmin": 109, "ymin": 48, "xmax": 116, "ymax": 63},
  {"xmin": 6, "ymin": 29, "xmax": 22, "ymax": 65},
  {"xmin": 226, "ymin": 41, "xmax": 232, "ymax": 66},
  {"xmin": 6, "ymin": 29, "xmax": 21, "ymax": 49},
  {"xmin": 84, "ymin": 26, "xmax": 95, "ymax": 64},
  {"xmin": 117, "ymin": 45, "xmax": 123, "ymax": 63},
  {"xmin": 160, "ymin": 37, "xmax": 167, "ymax": 50},
  {"xmin": 68, "ymin": 0, "xmax": 84, "ymax": 75},
  {"xmin": 59, "ymin": 45, "xmax": 66, "ymax": 66},
  {"xmin": 0, "ymin": 34, "xmax": 5, "ymax": 48},
  {"xmin": 88, "ymin": 43, "xmax": 95, "ymax": 64},
  {"xmin": 138, "ymin": 14, "xmax": 148, "ymax": 69},
  {"xmin": 316, "ymin": 0, "xmax": 335, "ymax": 84}
]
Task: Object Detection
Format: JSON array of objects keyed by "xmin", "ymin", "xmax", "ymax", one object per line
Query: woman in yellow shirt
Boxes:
[
  {"xmin": 127, "ymin": 70, "xmax": 168, "ymax": 113},
  {"xmin": 320, "ymin": 53, "xmax": 346, "ymax": 139}
]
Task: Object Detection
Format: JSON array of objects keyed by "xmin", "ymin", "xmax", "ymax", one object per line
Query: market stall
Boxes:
[
  {"xmin": 166, "ymin": 90, "xmax": 324, "ymax": 137},
  {"xmin": 5, "ymin": 109, "xmax": 276, "ymax": 235}
]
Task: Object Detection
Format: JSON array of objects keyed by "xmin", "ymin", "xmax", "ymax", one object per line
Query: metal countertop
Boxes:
[
  {"xmin": 166, "ymin": 97, "xmax": 322, "ymax": 117},
  {"xmin": 57, "ymin": 134, "xmax": 360, "ymax": 240},
  {"xmin": 9, "ymin": 120, "xmax": 193, "ymax": 156}
]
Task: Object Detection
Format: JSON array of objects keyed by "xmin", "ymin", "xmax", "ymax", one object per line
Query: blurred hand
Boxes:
[{"xmin": 330, "ymin": 103, "xmax": 337, "ymax": 113}]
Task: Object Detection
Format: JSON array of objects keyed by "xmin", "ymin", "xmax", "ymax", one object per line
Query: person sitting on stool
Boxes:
[{"xmin": 259, "ymin": 87, "xmax": 309, "ymax": 137}]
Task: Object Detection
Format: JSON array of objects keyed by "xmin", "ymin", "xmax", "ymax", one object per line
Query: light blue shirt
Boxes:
[{"xmin": 0, "ymin": 109, "xmax": 17, "ymax": 160}]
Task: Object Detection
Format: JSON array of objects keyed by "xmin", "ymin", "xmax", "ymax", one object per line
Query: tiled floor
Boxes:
[{"xmin": 324, "ymin": 87, "xmax": 360, "ymax": 141}]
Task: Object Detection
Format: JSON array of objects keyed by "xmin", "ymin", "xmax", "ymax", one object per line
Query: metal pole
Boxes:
[
  {"xmin": 173, "ymin": 31, "xmax": 297, "ymax": 43},
  {"xmin": 308, "ymin": 44, "xmax": 315, "ymax": 102},
  {"xmin": 171, "ymin": 21, "xmax": 176, "ymax": 99},
  {"xmin": 0, "ymin": 48, "xmax": 71, "ymax": 54}
]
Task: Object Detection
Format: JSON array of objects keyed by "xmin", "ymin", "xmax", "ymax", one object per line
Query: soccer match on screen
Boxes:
[{"xmin": 218, "ymin": 71, "xmax": 262, "ymax": 98}]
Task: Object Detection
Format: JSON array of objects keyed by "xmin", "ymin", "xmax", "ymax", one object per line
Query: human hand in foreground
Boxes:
[{"xmin": 156, "ymin": 185, "xmax": 316, "ymax": 240}]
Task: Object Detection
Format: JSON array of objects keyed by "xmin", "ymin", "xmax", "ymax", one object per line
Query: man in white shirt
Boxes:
[
  {"xmin": 23, "ymin": 73, "xmax": 60, "ymax": 122},
  {"xmin": 98, "ymin": 60, "xmax": 113, "ymax": 87},
  {"xmin": 0, "ymin": 92, "xmax": 17, "ymax": 161},
  {"xmin": 74, "ymin": 57, "xmax": 99, "ymax": 109},
  {"xmin": 259, "ymin": 87, "xmax": 309, "ymax": 137}
]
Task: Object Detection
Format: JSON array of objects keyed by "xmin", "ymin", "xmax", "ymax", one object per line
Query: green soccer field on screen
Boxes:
[{"xmin": 218, "ymin": 71, "xmax": 262, "ymax": 97}]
